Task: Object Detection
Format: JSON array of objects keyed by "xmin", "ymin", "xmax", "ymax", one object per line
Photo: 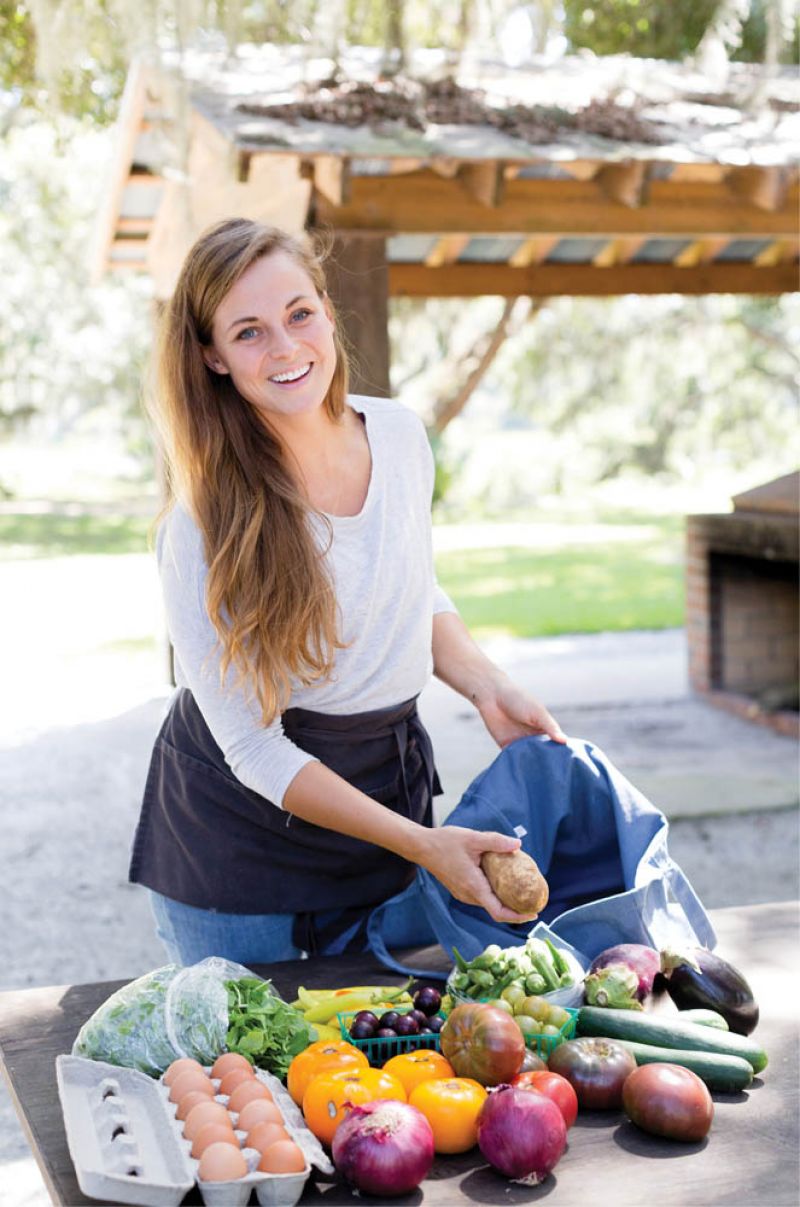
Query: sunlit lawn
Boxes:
[
  {"xmin": 0, "ymin": 512, "xmax": 151, "ymax": 558},
  {"xmin": 0, "ymin": 509, "xmax": 685, "ymax": 636},
  {"xmin": 435, "ymin": 518, "xmax": 684, "ymax": 637}
]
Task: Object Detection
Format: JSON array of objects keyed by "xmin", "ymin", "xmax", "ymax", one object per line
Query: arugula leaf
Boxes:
[{"xmin": 224, "ymin": 979, "xmax": 315, "ymax": 1079}]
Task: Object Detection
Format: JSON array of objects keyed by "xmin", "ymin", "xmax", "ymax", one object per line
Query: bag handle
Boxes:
[{"xmin": 366, "ymin": 873, "xmax": 451, "ymax": 980}]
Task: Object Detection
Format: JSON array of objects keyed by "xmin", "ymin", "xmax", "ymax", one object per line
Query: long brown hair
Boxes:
[{"xmin": 149, "ymin": 218, "xmax": 350, "ymax": 724}]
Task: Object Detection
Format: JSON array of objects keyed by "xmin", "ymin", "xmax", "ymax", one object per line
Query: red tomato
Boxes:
[
  {"xmin": 548, "ymin": 1038, "xmax": 636, "ymax": 1110},
  {"xmin": 440, "ymin": 1004, "xmax": 525, "ymax": 1087},
  {"xmin": 622, "ymin": 1064, "xmax": 713, "ymax": 1142},
  {"xmin": 510, "ymin": 1070, "xmax": 578, "ymax": 1128}
]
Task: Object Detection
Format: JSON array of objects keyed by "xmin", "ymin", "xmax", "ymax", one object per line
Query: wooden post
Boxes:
[{"xmin": 323, "ymin": 235, "xmax": 391, "ymax": 398}]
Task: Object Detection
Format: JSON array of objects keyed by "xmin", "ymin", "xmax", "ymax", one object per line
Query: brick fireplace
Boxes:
[{"xmin": 686, "ymin": 471, "xmax": 799, "ymax": 737}]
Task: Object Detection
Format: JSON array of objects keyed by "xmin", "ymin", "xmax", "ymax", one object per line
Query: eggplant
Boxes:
[{"xmin": 660, "ymin": 947, "xmax": 759, "ymax": 1035}]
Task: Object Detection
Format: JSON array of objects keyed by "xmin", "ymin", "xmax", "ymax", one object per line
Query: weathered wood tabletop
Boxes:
[{"xmin": 1, "ymin": 902, "xmax": 797, "ymax": 1206}]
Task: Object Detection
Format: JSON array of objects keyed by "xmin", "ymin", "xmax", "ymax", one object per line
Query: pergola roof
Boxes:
[{"xmin": 96, "ymin": 46, "xmax": 800, "ymax": 299}]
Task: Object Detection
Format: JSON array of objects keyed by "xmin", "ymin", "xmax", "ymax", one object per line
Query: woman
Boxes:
[{"xmin": 130, "ymin": 217, "xmax": 566, "ymax": 966}]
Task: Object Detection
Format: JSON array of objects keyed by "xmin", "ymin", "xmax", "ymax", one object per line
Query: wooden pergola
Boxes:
[{"xmin": 95, "ymin": 48, "xmax": 800, "ymax": 395}]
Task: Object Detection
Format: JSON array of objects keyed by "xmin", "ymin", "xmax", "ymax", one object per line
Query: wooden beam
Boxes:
[
  {"xmin": 425, "ymin": 235, "xmax": 471, "ymax": 266},
  {"xmin": 458, "ymin": 160, "xmax": 504, "ymax": 207},
  {"xmin": 116, "ymin": 217, "xmax": 154, "ymax": 235},
  {"xmin": 324, "ymin": 235, "xmax": 390, "ymax": 396},
  {"xmin": 388, "ymin": 262, "xmax": 799, "ymax": 298},
  {"xmin": 726, "ymin": 166, "xmax": 789, "ymax": 212},
  {"xmin": 595, "ymin": 161, "xmax": 649, "ymax": 207},
  {"xmin": 674, "ymin": 237, "xmax": 730, "ymax": 266},
  {"xmin": 314, "ymin": 155, "xmax": 352, "ymax": 207},
  {"xmin": 315, "ymin": 171, "xmax": 800, "ymax": 237},
  {"xmin": 509, "ymin": 236, "xmax": 561, "ymax": 266},
  {"xmin": 90, "ymin": 59, "xmax": 151, "ymax": 282}
]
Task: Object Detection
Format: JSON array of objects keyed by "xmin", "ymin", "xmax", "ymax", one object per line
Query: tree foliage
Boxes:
[
  {"xmin": 564, "ymin": 0, "xmax": 798, "ymax": 63},
  {"xmin": 0, "ymin": 114, "xmax": 152, "ymax": 486}
]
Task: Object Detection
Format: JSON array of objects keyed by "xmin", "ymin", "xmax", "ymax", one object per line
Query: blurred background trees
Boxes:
[{"xmin": 0, "ymin": 0, "xmax": 798, "ymax": 505}]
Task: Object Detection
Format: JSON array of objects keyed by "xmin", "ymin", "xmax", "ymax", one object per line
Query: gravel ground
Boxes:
[{"xmin": 1, "ymin": 635, "xmax": 798, "ymax": 1206}]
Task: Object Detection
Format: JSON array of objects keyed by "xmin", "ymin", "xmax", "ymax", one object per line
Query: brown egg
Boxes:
[
  {"xmin": 227, "ymin": 1080, "xmax": 271, "ymax": 1115},
  {"xmin": 245, "ymin": 1121, "xmax": 290, "ymax": 1154},
  {"xmin": 258, "ymin": 1140, "xmax": 306, "ymax": 1174},
  {"xmin": 175, "ymin": 1090, "xmax": 213, "ymax": 1122},
  {"xmin": 211, "ymin": 1052, "xmax": 253, "ymax": 1080},
  {"xmin": 183, "ymin": 1100, "xmax": 232, "ymax": 1142},
  {"xmin": 163, "ymin": 1058, "xmax": 206, "ymax": 1087},
  {"xmin": 218, "ymin": 1067, "xmax": 254, "ymax": 1097},
  {"xmin": 235, "ymin": 1097, "xmax": 279, "ymax": 1132},
  {"xmin": 191, "ymin": 1121, "xmax": 238, "ymax": 1159},
  {"xmin": 169, "ymin": 1069, "xmax": 215, "ymax": 1105},
  {"xmin": 197, "ymin": 1140, "xmax": 249, "ymax": 1182}
]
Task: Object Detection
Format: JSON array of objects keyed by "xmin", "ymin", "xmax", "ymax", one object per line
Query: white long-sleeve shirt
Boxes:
[{"xmin": 158, "ymin": 394, "xmax": 457, "ymax": 807}]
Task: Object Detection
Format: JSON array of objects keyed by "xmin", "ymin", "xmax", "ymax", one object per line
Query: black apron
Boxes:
[{"xmin": 129, "ymin": 689, "xmax": 441, "ymax": 950}]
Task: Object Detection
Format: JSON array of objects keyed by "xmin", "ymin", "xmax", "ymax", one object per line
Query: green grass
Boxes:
[
  {"xmin": 0, "ymin": 512, "xmax": 151, "ymax": 559},
  {"xmin": 0, "ymin": 507, "xmax": 686, "ymax": 637},
  {"xmin": 436, "ymin": 523, "xmax": 684, "ymax": 638}
]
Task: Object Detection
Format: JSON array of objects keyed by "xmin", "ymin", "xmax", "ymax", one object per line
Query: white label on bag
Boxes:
[{"xmin": 513, "ymin": 825, "xmax": 528, "ymax": 838}]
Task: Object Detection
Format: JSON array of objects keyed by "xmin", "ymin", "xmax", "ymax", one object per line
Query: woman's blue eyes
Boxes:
[{"xmin": 235, "ymin": 310, "xmax": 312, "ymax": 340}]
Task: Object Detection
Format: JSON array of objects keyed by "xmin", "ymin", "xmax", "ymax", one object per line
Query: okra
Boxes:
[
  {"xmin": 525, "ymin": 973, "xmax": 547, "ymax": 995},
  {"xmin": 530, "ymin": 951, "xmax": 559, "ymax": 993},
  {"xmin": 545, "ymin": 939, "xmax": 571, "ymax": 978}
]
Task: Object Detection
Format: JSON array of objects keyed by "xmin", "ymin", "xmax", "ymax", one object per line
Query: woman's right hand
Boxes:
[{"xmin": 416, "ymin": 826, "xmax": 541, "ymax": 925}]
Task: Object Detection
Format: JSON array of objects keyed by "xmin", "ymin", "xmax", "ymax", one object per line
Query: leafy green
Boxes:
[{"xmin": 225, "ymin": 978, "xmax": 316, "ymax": 1080}]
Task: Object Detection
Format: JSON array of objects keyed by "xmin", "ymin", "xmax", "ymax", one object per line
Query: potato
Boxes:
[{"xmin": 481, "ymin": 849, "xmax": 549, "ymax": 916}]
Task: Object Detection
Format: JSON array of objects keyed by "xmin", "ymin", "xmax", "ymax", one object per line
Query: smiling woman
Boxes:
[{"xmin": 130, "ymin": 217, "xmax": 565, "ymax": 968}]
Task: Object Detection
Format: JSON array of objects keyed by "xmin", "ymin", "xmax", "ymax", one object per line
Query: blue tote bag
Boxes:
[{"xmin": 367, "ymin": 736, "xmax": 716, "ymax": 979}]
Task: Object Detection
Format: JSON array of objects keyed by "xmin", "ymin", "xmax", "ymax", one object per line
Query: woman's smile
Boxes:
[{"xmin": 269, "ymin": 362, "xmax": 313, "ymax": 386}]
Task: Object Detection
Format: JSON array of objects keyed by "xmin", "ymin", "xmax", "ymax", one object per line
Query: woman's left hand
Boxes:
[{"xmin": 477, "ymin": 676, "xmax": 567, "ymax": 748}]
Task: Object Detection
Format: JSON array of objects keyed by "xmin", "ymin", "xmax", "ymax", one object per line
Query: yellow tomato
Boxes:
[
  {"xmin": 408, "ymin": 1077, "xmax": 487, "ymax": 1154},
  {"xmin": 286, "ymin": 1041, "xmax": 367, "ymax": 1106},
  {"xmin": 381, "ymin": 1049, "xmax": 455, "ymax": 1095},
  {"xmin": 302, "ymin": 1067, "xmax": 406, "ymax": 1146}
]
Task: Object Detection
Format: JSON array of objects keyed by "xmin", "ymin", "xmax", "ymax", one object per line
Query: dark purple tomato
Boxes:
[
  {"xmin": 548, "ymin": 1038, "xmax": 636, "ymax": 1110},
  {"xmin": 378, "ymin": 1011, "xmax": 401, "ymax": 1030},
  {"xmin": 408, "ymin": 1010, "xmax": 428, "ymax": 1028},
  {"xmin": 349, "ymin": 1018, "xmax": 377, "ymax": 1040},
  {"xmin": 425, "ymin": 1016, "xmax": 444, "ymax": 1034},
  {"xmin": 394, "ymin": 1015, "xmax": 420, "ymax": 1036},
  {"xmin": 622, "ymin": 1064, "xmax": 713, "ymax": 1142},
  {"xmin": 413, "ymin": 987, "xmax": 443, "ymax": 1017},
  {"xmin": 376, "ymin": 1027, "xmax": 397, "ymax": 1039}
]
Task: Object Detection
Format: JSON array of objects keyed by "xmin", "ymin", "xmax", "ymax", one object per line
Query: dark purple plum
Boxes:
[{"xmin": 413, "ymin": 987, "xmax": 442, "ymax": 1017}]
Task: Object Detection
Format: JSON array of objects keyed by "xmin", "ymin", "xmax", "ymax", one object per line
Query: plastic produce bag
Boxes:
[{"xmin": 73, "ymin": 957, "xmax": 263, "ymax": 1077}]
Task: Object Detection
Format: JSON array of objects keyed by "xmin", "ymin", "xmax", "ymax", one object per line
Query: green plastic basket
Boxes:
[
  {"xmin": 337, "ymin": 1008, "xmax": 444, "ymax": 1066},
  {"xmin": 524, "ymin": 1007, "xmax": 578, "ymax": 1059}
]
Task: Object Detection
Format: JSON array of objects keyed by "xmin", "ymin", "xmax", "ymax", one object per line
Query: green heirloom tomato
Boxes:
[{"xmin": 501, "ymin": 984, "xmax": 526, "ymax": 1011}]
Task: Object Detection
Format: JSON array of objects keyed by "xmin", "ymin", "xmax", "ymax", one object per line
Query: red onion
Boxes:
[
  {"xmin": 477, "ymin": 1085, "xmax": 567, "ymax": 1185},
  {"xmin": 331, "ymin": 1100, "xmax": 435, "ymax": 1197}
]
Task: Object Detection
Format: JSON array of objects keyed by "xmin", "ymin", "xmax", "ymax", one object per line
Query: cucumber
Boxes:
[
  {"xmin": 612, "ymin": 1038, "xmax": 753, "ymax": 1092},
  {"xmin": 678, "ymin": 1008, "xmax": 729, "ymax": 1030},
  {"xmin": 577, "ymin": 1006, "xmax": 768, "ymax": 1074}
]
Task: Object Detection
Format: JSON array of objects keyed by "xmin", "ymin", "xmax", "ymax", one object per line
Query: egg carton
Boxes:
[{"xmin": 57, "ymin": 1055, "xmax": 333, "ymax": 1207}]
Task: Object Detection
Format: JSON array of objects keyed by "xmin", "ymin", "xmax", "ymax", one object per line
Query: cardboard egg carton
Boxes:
[{"xmin": 56, "ymin": 1055, "xmax": 333, "ymax": 1207}]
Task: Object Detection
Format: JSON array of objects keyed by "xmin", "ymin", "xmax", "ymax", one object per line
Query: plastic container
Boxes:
[
  {"xmin": 337, "ymin": 1008, "xmax": 444, "ymax": 1066},
  {"xmin": 524, "ymin": 1007, "xmax": 579, "ymax": 1059},
  {"xmin": 446, "ymin": 944, "xmax": 585, "ymax": 1011}
]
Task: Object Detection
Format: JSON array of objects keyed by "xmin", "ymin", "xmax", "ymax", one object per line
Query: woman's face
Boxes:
[{"xmin": 203, "ymin": 250, "xmax": 337, "ymax": 425}]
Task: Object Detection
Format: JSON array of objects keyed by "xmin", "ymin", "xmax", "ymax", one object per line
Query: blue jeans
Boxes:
[{"xmin": 150, "ymin": 889, "xmax": 436, "ymax": 966}]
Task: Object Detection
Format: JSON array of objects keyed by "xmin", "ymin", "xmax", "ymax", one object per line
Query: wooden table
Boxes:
[{"xmin": 1, "ymin": 902, "xmax": 797, "ymax": 1206}]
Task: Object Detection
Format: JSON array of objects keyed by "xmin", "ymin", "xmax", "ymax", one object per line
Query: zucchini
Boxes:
[
  {"xmin": 577, "ymin": 1006, "xmax": 768, "ymax": 1074},
  {"xmin": 612, "ymin": 1039, "xmax": 753, "ymax": 1092}
]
